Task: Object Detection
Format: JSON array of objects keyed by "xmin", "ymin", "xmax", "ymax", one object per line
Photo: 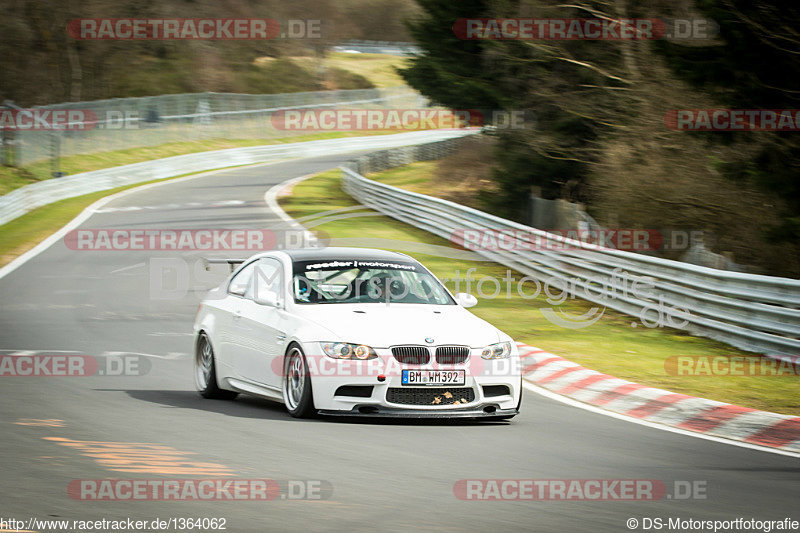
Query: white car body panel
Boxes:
[{"xmin": 194, "ymin": 248, "xmax": 522, "ymax": 418}]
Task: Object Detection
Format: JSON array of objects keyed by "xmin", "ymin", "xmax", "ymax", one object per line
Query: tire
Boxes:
[
  {"xmin": 195, "ymin": 333, "xmax": 238, "ymax": 400},
  {"xmin": 281, "ymin": 344, "xmax": 316, "ymax": 418}
]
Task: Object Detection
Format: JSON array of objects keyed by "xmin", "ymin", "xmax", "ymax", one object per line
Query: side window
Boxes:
[
  {"xmin": 228, "ymin": 262, "xmax": 256, "ymax": 296},
  {"xmin": 247, "ymin": 259, "xmax": 282, "ymax": 302}
]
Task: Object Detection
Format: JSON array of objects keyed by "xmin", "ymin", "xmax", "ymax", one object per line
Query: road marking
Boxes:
[
  {"xmin": 15, "ymin": 419, "xmax": 65, "ymax": 427},
  {"xmin": 92, "ymin": 199, "xmax": 248, "ymax": 214},
  {"xmin": 109, "ymin": 262, "xmax": 145, "ymax": 275},
  {"xmin": 0, "ymin": 161, "xmax": 285, "ymax": 282},
  {"xmin": 263, "ymin": 174, "xmax": 317, "ymax": 236},
  {"xmin": 523, "ymin": 381, "xmax": 800, "ymax": 458},
  {"xmin": 102, "ymin": 351, "xmax": 186, "ymax": 360},
  {"xmin": 0, "ymin": 350, "xmax": 81, "ymax": 355},
  {"xmin": 0, "ymin": 349, "xmax": 184, "ymax": 359},
  {"xmin": 44, "ymin": 437, "xmax": 234, "ymax": 476}
]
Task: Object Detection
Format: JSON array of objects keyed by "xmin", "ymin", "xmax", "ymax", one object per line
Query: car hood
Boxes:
[{"xmin": 294, "ymin": 303, "xmax": 503, "ymax": 348}]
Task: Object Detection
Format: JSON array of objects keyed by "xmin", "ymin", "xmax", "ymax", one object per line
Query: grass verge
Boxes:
[
  {"xmin": 286, "ymin": 52, "xmax": 410, "ymax": 88},
  {"xmin": 0, "ymin": 173, "xmax": 208, "ymax": 267},
  {"xmin": 323, "ymin": 52, "xmax": 410, "ymax": 88},
  {"xmin": 0, "ymin": 131, "xmax": 397, "ymax": 195},
  {"xmin": 280, "ymin": 169, "xmax": 800, "ymax": 415}
]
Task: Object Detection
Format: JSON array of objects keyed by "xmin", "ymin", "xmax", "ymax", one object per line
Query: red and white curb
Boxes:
[{"xmin": 518, "ymin": 344, "xmax": 800, "ymax": 454}]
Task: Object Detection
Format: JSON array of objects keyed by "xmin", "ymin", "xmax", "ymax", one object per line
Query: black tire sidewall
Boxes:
[{"xmin": 197, "ymin": 334, "xmax": 236, "ymax": 400}]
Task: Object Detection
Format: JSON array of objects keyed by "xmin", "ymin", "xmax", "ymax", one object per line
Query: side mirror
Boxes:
[
  {"xmin": 254, "ymin": 292, "xmax": 282, "ymax": 308},
  {"xmin": 455, "ymin": 292, "xmax": 477, "ymax": 308}
]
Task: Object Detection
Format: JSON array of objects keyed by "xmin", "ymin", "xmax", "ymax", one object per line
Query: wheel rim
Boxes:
[
  {"xmin": 195, "ymin": 336, "xmax": 213, "ymax": 389},
  {"xmin": 284, "ymin": 348, "xmax": 305, "ymax": 410}
]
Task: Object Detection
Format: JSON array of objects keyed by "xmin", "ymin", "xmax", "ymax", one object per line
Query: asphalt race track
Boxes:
[{"xmin": 1, "ymin": 152, "xmax": 798, "ymax": 532}]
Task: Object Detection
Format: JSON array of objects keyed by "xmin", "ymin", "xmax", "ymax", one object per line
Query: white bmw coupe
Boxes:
[{"xmin": 193, "ymin": 248, "xmax": 522, "ymax": 419}]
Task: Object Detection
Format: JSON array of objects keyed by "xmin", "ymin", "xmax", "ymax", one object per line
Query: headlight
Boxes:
[
  {"xmin": 481, "ymin": 341, "xmax": 511, "ymax": 360},
  {"xmin": 321, "ymin": 342, "xmax": 377, "ymax": 360}
]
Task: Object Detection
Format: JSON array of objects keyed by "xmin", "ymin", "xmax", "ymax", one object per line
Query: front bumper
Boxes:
[
  {"xmin": 305, "ymin": 343, "xmax": 522, "ymax": 415},
  {"xmin": 318, "ymin": 406, "xmax": 519, "ymax": 418}
]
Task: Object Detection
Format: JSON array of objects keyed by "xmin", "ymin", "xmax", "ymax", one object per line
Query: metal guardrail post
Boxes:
[{"xmin": 50, "ymin": 131, "xmax": 62, "ymax": 177}]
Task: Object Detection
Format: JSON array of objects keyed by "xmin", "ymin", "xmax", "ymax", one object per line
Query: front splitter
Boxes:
[{"xmin": 318, "ymin": 406, "xmax": 519, "ymax": 419}]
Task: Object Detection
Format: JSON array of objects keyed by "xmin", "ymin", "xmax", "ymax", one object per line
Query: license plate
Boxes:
[{"xmin": 401, "ymin": 369, "xmax": 465, "ymax": 386}]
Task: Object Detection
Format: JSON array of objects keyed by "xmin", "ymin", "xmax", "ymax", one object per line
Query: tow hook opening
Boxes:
[
  {"xmin": 483, "ymin": 406, "xmax": 497, "ymax": 414},
  {"xmin": 358, "ymin": 405, "xmax": 379, "ymax": 414}
]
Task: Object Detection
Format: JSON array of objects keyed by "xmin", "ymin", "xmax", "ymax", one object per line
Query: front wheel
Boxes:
[
  {"xmin": 282, "ymin": 345, "xmax": 316, "ymax": 418},
  {"xmin": 195, "ymin": 333, "xmax": 238, "ymax": 400}
]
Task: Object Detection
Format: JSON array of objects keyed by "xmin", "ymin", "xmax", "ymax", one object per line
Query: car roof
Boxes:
[{"xmin": 283, "ymin": 247, "xmax": 414, "ymax": 263}]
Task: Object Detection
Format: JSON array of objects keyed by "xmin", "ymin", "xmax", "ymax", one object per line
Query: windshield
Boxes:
[{"xmin": 292, "ymin": 259, "xmax": 454, "ymax": 305}]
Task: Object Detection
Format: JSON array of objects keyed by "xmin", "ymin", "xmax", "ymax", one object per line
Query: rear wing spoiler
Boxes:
[{"xmin": 202, "ymin": 258, "xmax": 246, "ymax": 272}]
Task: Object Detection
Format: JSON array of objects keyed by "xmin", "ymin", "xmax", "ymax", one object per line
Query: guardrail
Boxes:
[
  {"xmin": 341, "ymin": 140, "xmax": 800, "ymax": 356},
  {"xmin": 331, "ymin": 40, "xmax": 421, "ymax": 56},
  {"xmin": 0, "ymin": 129, "xmax": 475, "ymax": 226}
]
